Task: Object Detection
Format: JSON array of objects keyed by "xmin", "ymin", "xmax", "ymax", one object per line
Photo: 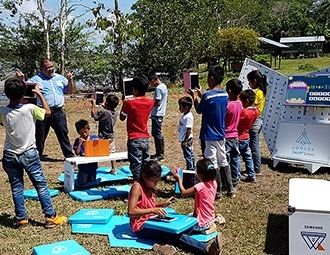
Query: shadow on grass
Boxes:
[
  {"xmin": 264, "ymin": 213, "xmax": 288, "ymax": 255},
  {"xmin": 0, "ymin": 213, "xmax": 14, "ymax": 228},
  {"xmin": 262, "ymin": 157, "xmax": 320, "ymax": 175}
]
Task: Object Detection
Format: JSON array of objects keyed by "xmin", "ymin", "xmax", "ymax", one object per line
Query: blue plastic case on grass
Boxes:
[
  {"xmin": 69, "ymin": 189, "xmax": 109, "ymax": 202},
  {"xmin": 69, "ymin": 208, "xmax": 114, "ymax": 224},
  {"xmin": 33, "ymin": 240, "xmax": 90, "ymax": 255},
  {"xmin": 24, "ymin": 189, "xmax": 59, "ymax": 200}
]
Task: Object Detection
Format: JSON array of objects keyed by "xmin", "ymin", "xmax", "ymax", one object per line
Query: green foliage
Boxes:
[
  {"xmin": 297, "ymin": 63, "xmax": 318, "ymax": 71},
  {"xmin": 214, "ymin": 27, "xmax": 259, "ymax": 61}
]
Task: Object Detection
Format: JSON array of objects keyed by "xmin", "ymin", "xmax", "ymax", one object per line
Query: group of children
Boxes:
[{"xmin": 0, "ymin": 67, "xmax": 267, "ymax": 255}]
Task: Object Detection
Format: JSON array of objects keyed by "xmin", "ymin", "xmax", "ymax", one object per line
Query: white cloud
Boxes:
[{"xmin": 17, "ymin": 0, "xmax": 38, "ymax": 14}]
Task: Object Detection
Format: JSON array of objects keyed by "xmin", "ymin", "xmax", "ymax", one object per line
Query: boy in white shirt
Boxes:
[{"xmin": 178, "ymin": 96, "xmax": 196, "ymax": 170}]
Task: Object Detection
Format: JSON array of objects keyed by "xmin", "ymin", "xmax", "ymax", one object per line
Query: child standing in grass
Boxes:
[
  {"xmin": 91, "ymin": 94, "xmax": 119, "ymax": 174},
  {"xmin": 0, "ymin": 78, "xmax": 67, "ymax": 229},
  {"xmin": 190, "ymin": 65, "xmax": 235, "ymax": 199},
  {"xmin": 225, "ymin": 79, "xmax": 242, "ymax": 189},
  {"xmin": 238, "ymin": 90, "xmax": 259, "ymax": 182},
  {"xmin": 120, "ymin": 75, "xmax": 154, "ymax": 181},
  {"xmin": 178, "ymin": 96, "xmax": 196, "ymax": 171},
  {"xmin": 73, "ymin": 119, "xmax": 99, "ymax": 186},
  {"xmin": 128, "ymin": 160, "xmax": 222, "ymax": 255},
  {"xmin": 247, "ymin": 70, "xmax": 268, "ymax": 176}
]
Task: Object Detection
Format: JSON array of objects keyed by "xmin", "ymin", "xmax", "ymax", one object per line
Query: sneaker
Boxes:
[
  {"xmin": 109, "ymin": 168, "xmax": 117, "ymax": 175},
  {"xmin": 153, "ymin": 243, "xmax": 177, "ymax": 255},
  {"xmin": 241, "ymin": 177, "xmax": 256, "ymax": 183},
  {"xmin": 16, "ymin": 218, "xmax": 29, "ymax": 229},
  {"xmin": 45, "ymin": 215, "xmax": 67, "ymax": 229},
  {"xmin": 215, "ymin": 214, "xmax": 226, "ymax": 225}
]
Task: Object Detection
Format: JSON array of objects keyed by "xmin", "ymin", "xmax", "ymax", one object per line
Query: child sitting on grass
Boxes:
[
  {"xmin": 0, "ymin": 78, "xmax": 67, "ymax": 229},
  {"xmin": 128, "ymin": 160, "xmax": 222, "ymax": 255},
  {"xmin": 173, "ymin": 158, "xmax": 219, "ymax": 234},
  {"xmin": 91, "ymin": 93, "xmax": 119, "ymax": 174},
  {"xmin": 73, "ymin": 119, "xmax": 99, "ymax": 186}
]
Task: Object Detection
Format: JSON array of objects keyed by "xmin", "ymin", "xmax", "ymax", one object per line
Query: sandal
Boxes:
[{"xmin": 215, "ymin": 214, "xmax": 226, "ymax": 225}]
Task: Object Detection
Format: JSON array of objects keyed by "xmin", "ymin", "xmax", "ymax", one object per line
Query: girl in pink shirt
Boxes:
[
  {"xmin": 128, "ymin": 161, "xmax": 222, "ymax": 255},
  {"xmin": 174, "ymin": 158, "xmax": 217, "ymax": 233}
]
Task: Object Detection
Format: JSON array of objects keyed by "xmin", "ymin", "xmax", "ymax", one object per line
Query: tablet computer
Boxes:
[
  {"xmin": 184, "ymin": 72, "xmax": 199, "ymax": 93},
  {"xmin": 149, "ymin": 215, "xmax": 177, "ymax": 222},
  {"xmin": 25, "ymin": 82, "xmax": 37, "ymax": 98},
  {"xmin": 123, "ymin": 78, "xmax": 134, "ymax": 98},
  {"xmin": 93, "ymin": 91, "xmax": 104, "ymax": 105}
]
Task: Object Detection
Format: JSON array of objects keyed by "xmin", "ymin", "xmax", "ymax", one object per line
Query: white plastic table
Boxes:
[{"xmin": 63, "ymin": 152, "xmax": 128, "ymax": 192}]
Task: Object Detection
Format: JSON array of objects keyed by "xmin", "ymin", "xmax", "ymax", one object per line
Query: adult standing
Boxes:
[
  {"xmin": 17, "ymin": 58, "xmax": 75, "ymax": 160},
  {"xmin": 147, "ymin": 72, "xmax": 168, "ymax": 161}
]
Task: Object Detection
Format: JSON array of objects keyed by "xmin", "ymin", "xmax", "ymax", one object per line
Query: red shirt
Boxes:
[
  {"xmin": 129, "ymin": 181, "xmax": 156, "ymax": 232},
  {"xmin": 122, "ymin": 96, "xmax": 154, "ymax": 140},
  {"xmin": 237, "ymin": 107, "xmax": 259, "ymax": 140}
]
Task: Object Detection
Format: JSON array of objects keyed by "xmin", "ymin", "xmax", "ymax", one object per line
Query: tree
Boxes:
[
  {"xmin": 128, "ymin": 0, "xmax": 219, "ymax": 81},
  {"xmin": 214, "ymin": 27, "xmax": 259, "ymax": 70}
]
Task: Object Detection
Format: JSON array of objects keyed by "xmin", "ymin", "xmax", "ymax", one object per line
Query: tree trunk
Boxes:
[{"xmin": 37, "ymin": 0, "xmax": 50, "ymax": 59}]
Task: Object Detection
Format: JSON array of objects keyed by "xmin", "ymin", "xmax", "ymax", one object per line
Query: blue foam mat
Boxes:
[
  {"xmin": 24, "ymin": 189, "xmax": 59, "ymax": 200},
  {"xmin": 69, "ymin": 208, "xmax": 114, "ymax": 224},
  {"xmin": 58, "ymin": 172, "xmax": 128, "ymax": 189},
  {"xmin": 120, "ymin": 164, "xmax": 172, "ymax": 178},
  {"xmin": 69, "ymin": 188, "xmax": 109, "ymax": 202},
  {"xmin": 108, "ymin": 216, "xmax": 158, "ymax": 249},
  {"xmin": 33, "ymin": 240, "xmax": 90, "ymax": 255}
]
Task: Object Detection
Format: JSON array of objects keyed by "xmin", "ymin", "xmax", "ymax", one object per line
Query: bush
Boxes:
[{"xmin": 297, "ymin": 63, "xmax": 318, "ymax": 71}]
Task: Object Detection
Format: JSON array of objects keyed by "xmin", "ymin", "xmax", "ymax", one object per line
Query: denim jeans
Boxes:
[
  {"xmin": 2, "ymin": 149, "xmax": 55, "ymax": 220},
  {"xmin": 225, "ymin": 138, "xmax": 240, "ymax": 187},
  {"xmin": 181, "ymin": 138, "xmax": 196, "ymax": 170},
  {"xmin": 249, "ymin": 118, "xmax": 262, "ymax": 174},
  {"xmin": 137, "ymin": 227, "xmax": 208, "ymax": 254},
  {"xmin": 151, "ymin": 116, "xmax": 164, "ymax": 140},
  {"xmin": 239, "ymin": 139, "xmax": 255, "ymax": 179},
  {"xmin": 127, "ymin": 138, "xmax": 150, "ymax": 181},
  {"xmin": 36, "ymin": 108, "xmax": 74, "ymax": 158}
]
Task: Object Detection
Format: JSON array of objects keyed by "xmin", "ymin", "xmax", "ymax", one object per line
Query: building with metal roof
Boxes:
[
  {"xmin": 258, "ymin": 37, "xmax": 289, "ymax": 69},
  {"xmin": 279, "ymin": 36, "xmax": 325, "ymax": 58}
]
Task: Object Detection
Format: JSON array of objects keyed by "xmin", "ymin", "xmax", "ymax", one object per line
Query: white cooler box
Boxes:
[{"xmin": 289, "ymin": 178, "xmax": 330, "ymax": 254}]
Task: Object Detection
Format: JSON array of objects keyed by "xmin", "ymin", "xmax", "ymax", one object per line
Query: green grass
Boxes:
[{"xmin": 1, "ymin": 56, "xmax": 330, "ymax": 255}]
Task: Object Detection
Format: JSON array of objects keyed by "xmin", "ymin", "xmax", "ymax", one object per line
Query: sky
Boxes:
[{"xmin": 2, "ymin": 0, "xmax": 138, "ymax": 23}]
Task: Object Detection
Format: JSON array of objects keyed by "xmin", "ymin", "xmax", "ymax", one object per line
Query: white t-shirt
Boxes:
[
  {"xmin": 0, "ymin": 103, "xmax": 45, "ymax": 154},
  {"xmin": 178, "ymin": 111, "xmax": 193, "ymax": 142}
]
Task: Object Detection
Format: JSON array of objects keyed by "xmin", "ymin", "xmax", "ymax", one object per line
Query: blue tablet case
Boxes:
[
  {"xmin": 33, "ymin": 240, "xmax": 90, "ymax": 255},
  {"xmin": 144, "ymin": 213, "xmax": 197, "ymax": 234},
  {"xmin": 190, "ymin": 231, "xmax": 218, "ymax": 242},
  {"xmin": 69, "ymin": 189, "xmax": 109, "ymax": 202},
  {"xmin": 69, "ymin": 208, "xmax": 114, "ymax": 224},
  {"xmin": 58, "ymin": 172, "xmax": 128, "ymax": 186},
  {"xmin": 71, "ymin": 220, "xmax": 113, "ymax": 235},
  {"xmin": 102, "ymin": 185, "xmax": 131, "ymax": 197},
  {"xmin": 24, "ymin": 189, "xmax": 59, "ymax": 200}
]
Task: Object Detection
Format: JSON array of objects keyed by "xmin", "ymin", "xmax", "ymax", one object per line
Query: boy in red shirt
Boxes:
[
  {"xmin": 237, "ymin": 89, "xmax": 259, "ymax": 183},
  {"xmin": 120, "ymin": 75, "xmax": 154, "ymax": 181}
]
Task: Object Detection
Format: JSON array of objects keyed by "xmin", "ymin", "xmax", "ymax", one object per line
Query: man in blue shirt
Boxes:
[
  {"xmin": 148, "ymin": 72, "xmax": 168, "ymax": 162},
  {"xmin": 17, "ymin": 58, "xmax": 74, "ymax": 160}
]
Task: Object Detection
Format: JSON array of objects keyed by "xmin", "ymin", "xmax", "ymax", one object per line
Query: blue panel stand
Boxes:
[
  {"xmin": 24, "ymin": 189, "xmax": 59, "ymax": 200},
  {"xmin": 69, "ymin": 208, "xmax": 114, "ymax": 224},
  {"xmin": 33, "ymin": 240, "xmax": 90, "ymax": 255}
]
